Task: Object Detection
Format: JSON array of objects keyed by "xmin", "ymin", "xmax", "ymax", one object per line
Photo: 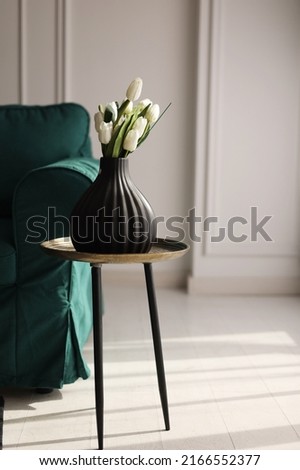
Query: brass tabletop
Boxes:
[{"xmin": 41, "ymin": 237, "xmax": 189, "ymax": 265}]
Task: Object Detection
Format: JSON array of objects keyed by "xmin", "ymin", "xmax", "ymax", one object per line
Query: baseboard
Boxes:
[
  {"xmin": 101, "ymin": 270, "xmax": 300, "ymax": 294},
  {"xmin": 188, "ymin": 276, "xmax": 300, "ymax": 295}
]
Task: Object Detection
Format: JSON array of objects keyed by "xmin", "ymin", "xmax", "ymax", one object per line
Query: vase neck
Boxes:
[{"xmin": 99, "ymin": 157, "xmax": 129, "ymax": 175}]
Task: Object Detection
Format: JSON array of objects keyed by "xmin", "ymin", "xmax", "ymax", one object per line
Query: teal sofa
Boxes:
[{"xmin": 0, "ymin": 103, "xmax": 99, "ymax": 389}]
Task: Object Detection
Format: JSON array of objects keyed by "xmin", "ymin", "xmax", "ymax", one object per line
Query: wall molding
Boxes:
[
  {"xmin": 192, "ymin": 0, "xmax": 223, "ymax": 260},
  {"xmin": 18, "ymin": 0, "xmax": 66, "ymax": 104},
  {"xmin": 55, "ymin": 0, "xmax": 69, "ymax": 102},
  {"xmin": 191, "ymin": 0, "xmax": 211, "ymax": 276},
  {"xmin": 192, "ymin": 0, "xmax": 223, "ymax": 273},
  {"xmin": 18, "ymin": 0, "xmax": 26, "ymax": 103},
  {"xmin": 204, "ymin": 0, "xmax": 222, "ymax": 256},
  {"xmin": 55, "ymin": 0, "xmax": 63, "ymax": 102}
]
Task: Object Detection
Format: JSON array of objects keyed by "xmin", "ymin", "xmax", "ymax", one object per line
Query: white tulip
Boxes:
[
  {"xmin": 94, "ymin": 112, "xmax": 103, "ymax": 132},
  {"xmin": 133, "ymin": 117, "xmax": 147, "ymax": 138},
  {"xmin": 123, "ymin": 129, "xmax": 139, "ymax": 152},
  {"xmin": 126, "ymin": 77, "xmax": 143, "ymax": 101},
  {"xmin": 98, "ymin": 121, "xmax": 113, "ymax": 144},
  {"xmin": 123, "ymin": 100, "xmax": 133, "ymax": 114},
  {"xmin": 106, "ymin": 101, "xmax": 118, "ymax": 122},
  {"xmin": 145, "ymin": 104, "xmax": 160, "ymax": 123},
  {"xmin": 99, "ymin": 104, "xmax": 106, "ymax": 115},
  {"xmin": 138, "ymin": 99, "xmax": 152, "ymax": 109}
]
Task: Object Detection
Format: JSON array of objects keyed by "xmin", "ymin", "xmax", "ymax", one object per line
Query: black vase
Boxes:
[{"xmin": 70, "ymin": 157, "xmax": 156, "ymax": 254}]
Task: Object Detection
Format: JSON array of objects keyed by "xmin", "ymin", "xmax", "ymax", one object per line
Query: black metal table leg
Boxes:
[
  {"xmin": 91, "ymin": 265, "xmax": 104, "ymax": 449},
  {"xmin": 144, "ymin": 263, "xmax": 170, "ymax": 431}
]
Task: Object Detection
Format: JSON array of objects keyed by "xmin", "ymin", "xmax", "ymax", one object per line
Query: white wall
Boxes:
[
  {"xmin": 0, "ymin": 0, "xmax": 197, "ymax": 286},
  {"xmin": 1, "ymin": 0, "xmax": 300, "ymax": 292},
  {"xmin": 189, "ymin": 0, "xmax": 300, "ymax": 294}
]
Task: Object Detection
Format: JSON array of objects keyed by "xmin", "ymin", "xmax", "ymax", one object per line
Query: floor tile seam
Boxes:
[{"xmin": 208, "ymin": 382, "xmax": 236, "ymax": 450}]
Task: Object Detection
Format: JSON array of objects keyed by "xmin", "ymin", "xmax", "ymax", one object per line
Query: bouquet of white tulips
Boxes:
[{"xmin": 94, "ymin": 77, "xmax": 168, "ymax": 158}]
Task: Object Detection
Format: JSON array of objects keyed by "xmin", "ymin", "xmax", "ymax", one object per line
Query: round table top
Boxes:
[{"xmin": 41, "ymin": 237, "xmax": 190, "ymax": 265}]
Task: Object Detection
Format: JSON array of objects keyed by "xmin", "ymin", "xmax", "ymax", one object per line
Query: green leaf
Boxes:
[
  {"xmin": 137, "ymin": 102, "xmax": 172, "ymax": 149},
  {"xmin": 105, "ymin": 125, "xmax": 121, "ymax": 157},
  {"xmin": 114, "ymin": 99, "xmax": 130, "ymax": 127},
  {"xmin": 112, "ymin": 115, "xmax": 134, "ymax": 157},
  {"xmin": 139, "ymin": 103, "xmax": 151, "ymax": 118}
]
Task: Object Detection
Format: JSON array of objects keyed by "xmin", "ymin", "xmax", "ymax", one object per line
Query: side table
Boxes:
[{"xmin": 41, "ymin": 237, "xmax": 189, "ymax": 449}]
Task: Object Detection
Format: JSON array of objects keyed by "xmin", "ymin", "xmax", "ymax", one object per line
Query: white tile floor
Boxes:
[{"xmin": 2, "ymin": 285, "xmax": 300, "ymax": 450}]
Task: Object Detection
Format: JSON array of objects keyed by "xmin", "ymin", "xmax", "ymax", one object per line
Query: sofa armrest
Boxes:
[{"xmin": 13, "ymin": 157, "xmax": 99, "ymax": 283}]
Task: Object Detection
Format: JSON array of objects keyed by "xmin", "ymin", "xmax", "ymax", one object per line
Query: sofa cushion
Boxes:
[
  {"xmin": 0, "ymin": 103, "xmax": 92, "ymax": 216},
  {"xmin": 0, "ymin": 218, "xmax": 16, "ymax": 285}
]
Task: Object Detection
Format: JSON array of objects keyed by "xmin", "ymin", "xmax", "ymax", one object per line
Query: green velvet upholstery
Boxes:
[
  {"xmin": 0, "ymin": 103, "xmax": 99, "ymax": 389},
  {"xmin": 0, "ymin": 219, "xmax": 16, "ymax": 286}
]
